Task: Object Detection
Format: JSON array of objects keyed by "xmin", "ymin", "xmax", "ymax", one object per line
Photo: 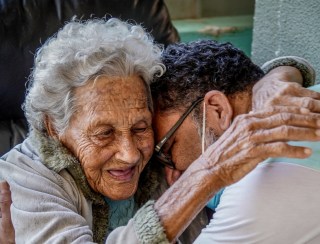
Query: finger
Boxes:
[
  {"xmin": 165, "ymin": 167, "xmax": 182, "ymax": 186},
  {"xmin": 281, "ymin": 85, "xmax": 320, "ymax": 100},
  {"xmin": 270, "ymin": 142, "xmax": 312, "ymax": 159},
  {"xmin": 0, "ymin": 181, "xmax": 13, "ymax": 224},
  {"xmin": 219, "ymin": 130, "xmax": 315, "ymax": 163},
  {"xmin": 271, "ymin": 96, "xmax": 320, "ymax": 113},
  {"xmin": 0, "ymin": 181, "xmax": 11, "ymax": 203},
  {"xmin": 244, "ymin": 142, "xmax": 312, "ymax": 160},
  {"xmin": 239, "ymin": 110, "xmax": 320, "ymax": 132},
  {"xmin": 231, "ymin": 142, "xmax": 312, "ymax": 179},
  {"xmin": 248, "ymin": 105, "xmax": 319, "ymax": 118},
  {"xmin": 250, "ymin": 126, "xmax": 320, "ymax": 145},
  {"xmin": 254, "ymin": 112, "xmax": 320, "ymax": 130},
  {"xmin": 213, "ymin": 141, "xmax": 313, "ymax": 186},
  {"xmin": 212, "ymin": 116, "xmax": 320, "ymax": 162}
]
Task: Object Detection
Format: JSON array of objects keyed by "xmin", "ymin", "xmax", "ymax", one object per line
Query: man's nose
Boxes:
[{"xmin": 115, "ymin": 134, "xmax": 140, "ymax": 165}]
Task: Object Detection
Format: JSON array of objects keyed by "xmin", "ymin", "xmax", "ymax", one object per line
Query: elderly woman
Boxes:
[{"xmin": 0, "ymin": 18, "xmax": 319, "ymax": 243}]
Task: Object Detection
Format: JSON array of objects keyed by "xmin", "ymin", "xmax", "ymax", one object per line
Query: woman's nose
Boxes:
[{"xmin": 115, "ymin": 135, "xmax": 140, "ymax": 165}]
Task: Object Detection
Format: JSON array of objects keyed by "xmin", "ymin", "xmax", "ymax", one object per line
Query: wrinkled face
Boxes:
[
  {"xmin": 60, "ymin": 75, "xmax": 154, "ymax": 200},
  {"xmin": 153, "ymin": 111, "xmax": 202, "ymax": 172}
]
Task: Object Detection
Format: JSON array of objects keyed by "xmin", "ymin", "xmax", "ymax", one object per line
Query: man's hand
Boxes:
[
  {"xmin": 0, "ymin": 182, "xmax": 15, "ymax": 244},
  {"xmin": 252, "ymin": 66, "xmax": 320, "ymax": 112}
]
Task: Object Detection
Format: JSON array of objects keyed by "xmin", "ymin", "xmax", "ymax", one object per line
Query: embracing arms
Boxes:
[{"xmin": 1, "ymin": 57, "xmax": 319, "ymax": 244}]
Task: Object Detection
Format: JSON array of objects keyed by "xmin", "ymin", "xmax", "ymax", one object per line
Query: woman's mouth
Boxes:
[{"xmin": 108, "ymin": 166, "xmax": 136, "ymax": 181}]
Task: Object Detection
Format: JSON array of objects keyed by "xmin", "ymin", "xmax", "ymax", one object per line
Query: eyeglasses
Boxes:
[{"xmin": 154, "ymin": 98, "xmax": 204, "ymax": 169}]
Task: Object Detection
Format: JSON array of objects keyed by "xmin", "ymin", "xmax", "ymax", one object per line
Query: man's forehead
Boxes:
[{"xmin": 153, "ymin": 111, "xmax": 181, "ymax": 141}]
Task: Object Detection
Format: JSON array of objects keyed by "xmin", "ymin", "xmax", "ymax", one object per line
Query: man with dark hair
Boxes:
[{"xmin": 151, "ymin": 40, "xmax": 320, "ymax": 243}]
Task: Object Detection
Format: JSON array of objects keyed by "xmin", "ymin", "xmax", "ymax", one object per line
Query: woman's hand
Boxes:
[
  {"xmin": 156, "ymin": 106, "xmax": 320, "ymax": 242},
  {"xmin": 0, "ymin": 181, "xmax": 15, "ymax": 244},
  {"xmin": 252, "ymin": 66, "xmax": 320, "ymax": 112},
  {"xmin": 202, "ymin": 106, "xmax": 320, "ymax": 186}
]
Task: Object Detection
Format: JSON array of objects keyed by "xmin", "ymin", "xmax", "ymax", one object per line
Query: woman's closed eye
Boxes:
[
  {"xmin": 101, "ymin": 129, "xmax": 114, "ymax": 136},
  {"xmin": 132, "ymin": 120, "xmax": 150, "ymax": 134},
  {"xmin": 132, "ymin": 126, "xmax": 147, "ymax": 134},
  {"xmin": 88, "ymin": 127, "xmax": 115, "ymax": 146},
  {"xmin": 94, "ymin": 128, "xmax": 114, "ymax": 139}
]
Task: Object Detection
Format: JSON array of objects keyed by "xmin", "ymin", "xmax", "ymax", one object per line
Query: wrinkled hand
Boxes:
[
  {"xmin": 201, "ymin": 106, "xmax": 320, "ymax": 186},
  {"xmin": 155, "ymin": 106, "xmax": 320, "ymax": 242},
  {"xmin": 252, "ymin": 66, "xmax": 320, "ymax": 112},
  {"xmin": 0, "ymin": 182, "xmax": 14, "ymax": 244}
]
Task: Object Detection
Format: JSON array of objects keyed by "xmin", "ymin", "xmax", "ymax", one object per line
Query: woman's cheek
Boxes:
[
  {"xmin": 79, "ymin": 143, "xmax": 114, "ymax": 171},
  {"xmin": 139, "ymin": 130, "xmax": 154, "ymax": 159}
]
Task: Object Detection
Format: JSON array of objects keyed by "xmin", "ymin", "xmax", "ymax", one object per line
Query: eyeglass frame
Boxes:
[{"xmin": 154, "ymin": 98, "xmax": 204, "ymax": 169}]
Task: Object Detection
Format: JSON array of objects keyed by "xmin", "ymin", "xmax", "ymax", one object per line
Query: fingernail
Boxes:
[{"xmin": 304, "ymin": 148, "xmax": 312, "ymax": 155}]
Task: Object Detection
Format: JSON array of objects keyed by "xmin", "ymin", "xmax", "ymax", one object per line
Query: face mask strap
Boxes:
[{"xmin": 202, "ymin": 101, "xmax": 206, "ymax": 154}]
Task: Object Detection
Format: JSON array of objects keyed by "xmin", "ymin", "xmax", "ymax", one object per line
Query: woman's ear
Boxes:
[
  {"xmin": 44, "ymin": 115, "xmax": 58, "ymax": 138},
  {"xmin": 204, "ymin": 90, "xmax": 233, "ymax": 131},
  {"xmin": 164, "ymin": 167, "xmax": 183, "ymax": 186}
]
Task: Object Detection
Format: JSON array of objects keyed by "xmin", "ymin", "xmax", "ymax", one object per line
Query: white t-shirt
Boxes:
[{"xmin": 195, "ymin": 161, "xmax": 320, "ymax": 244}]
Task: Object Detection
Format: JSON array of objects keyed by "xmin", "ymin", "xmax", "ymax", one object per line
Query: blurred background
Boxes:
[
  {"xmin": 165, "ymin": 0, "xmax": 320, "ymax": 82},
  {"xmin": 165, "ymin": 0, "xmax": 255, "ymax": 56}
]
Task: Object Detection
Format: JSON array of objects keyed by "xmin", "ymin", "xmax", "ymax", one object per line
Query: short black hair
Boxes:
[{"xmin": 151, "ymin": 40, "xmax": 264, "ymax": 112}]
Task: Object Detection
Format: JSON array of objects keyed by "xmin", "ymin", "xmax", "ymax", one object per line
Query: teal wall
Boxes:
[
  {"xmin": 173, "ymin": 15, "xmax": 253, "ymax": 56},
  {"xmin": 165, "ymin": 0, "xmax": 255, "ymax": 19},
  {"xmin": 165, "ymin": 0, "xmax": 255, "ymax": 56}
]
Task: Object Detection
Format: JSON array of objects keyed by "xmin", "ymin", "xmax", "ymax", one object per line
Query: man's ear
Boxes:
[
  {"xmin": 204, "ymin": 90, "xmax": 233, "ymax": 131},
  {"xmin": 44, "ymin": 115, "xmax": 58, "ymax": 138},
  {"xmin": 164, "ymin": 167, "xmax": 183, "ymax": 186}
]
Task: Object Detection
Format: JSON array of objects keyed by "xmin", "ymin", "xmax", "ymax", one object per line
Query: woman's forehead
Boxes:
[
  {"xmin": 70, "ymin": 75, "xmax": 151, "ymax": 127},
  {"xmin": 75, "ymin": 75, "xmax": 148, "ymax": 107}
]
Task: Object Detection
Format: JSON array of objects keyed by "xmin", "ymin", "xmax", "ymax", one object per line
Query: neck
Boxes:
[{"xmin": 228, "ymin": 91, "xmax": 252, "ymax": 119}]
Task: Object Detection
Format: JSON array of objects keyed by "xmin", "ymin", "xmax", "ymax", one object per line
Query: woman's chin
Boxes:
[{"xmin": 102, "ymin": 182, "xmax": 138, "ymax": 201}]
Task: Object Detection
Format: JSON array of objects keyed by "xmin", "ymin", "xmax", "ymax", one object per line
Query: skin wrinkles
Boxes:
[
  {"xmin": 58, "ymin": 75, "xmax": 154, "ymax": 200},
  {"xmin": 92, "ymin": 76, "xmax": 148, "ymax": 111}
]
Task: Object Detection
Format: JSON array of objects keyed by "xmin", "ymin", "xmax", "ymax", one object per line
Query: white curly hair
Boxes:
[{"xmin": 24, "ymin": 18, "xmax": 165, "ymax": 135}]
